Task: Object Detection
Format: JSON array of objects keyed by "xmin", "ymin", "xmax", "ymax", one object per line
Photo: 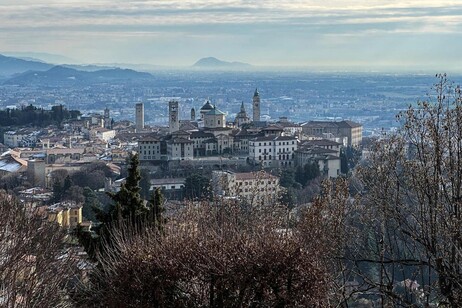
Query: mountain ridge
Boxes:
[
  {"xmin": 4, "ymin": 65, "xmax": 154, "ymax": 86},
  {"xmin": 193, "ymin": 57, "xmax": 251, "ymax": 68}
]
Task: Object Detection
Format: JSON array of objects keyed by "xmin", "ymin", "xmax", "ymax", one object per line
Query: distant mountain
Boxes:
[
  {"xmin": 2, "ymin": 52, "xmax": 77, "ymax": 64},
  {"xmin": 4, "ymin": 65, "xmax": 153, "ymax": 86},
  {"xmin": 193, "ymin": 57, "xmax": 251, "ymax": 69},
  {"xmin": 0, "ymin": 54, "xmax": 53, "ymax": 77}
]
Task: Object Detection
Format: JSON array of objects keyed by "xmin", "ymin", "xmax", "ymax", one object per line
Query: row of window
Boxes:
[
  {"xmin": 238, "ymin": 187, "xmax": 277, "ymax": 193},
  {"xmin": 252, "ymin": 140, "xmax": 296, "ymax": 146}
]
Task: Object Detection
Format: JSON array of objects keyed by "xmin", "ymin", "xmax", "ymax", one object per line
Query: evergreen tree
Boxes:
[
  {"xmin": 83, "ymin": 187, "xmax": 100, "ymax": 221},
  {"xmin": 139, "ymin": 168, "xmax": 151, "ymax": 200},
  {"xmin": 340, "ymin": 148, "xmax": 349, "ymax": 174},
  {"xmin": 148, "ymin": 188, "xmax": 166, "ymax": 233},
  {"xmin": 107, "ymin": 153, "xmax": 146, "ymax": 222},
  {"xmin": 184, "ymin": 173, "xmax": 211, "ymax": 200}
]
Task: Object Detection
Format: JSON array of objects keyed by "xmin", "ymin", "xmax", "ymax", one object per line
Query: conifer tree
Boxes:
[
  {"xmin": 107, "ymin": 153, "xmax": 146, "ymax": 222},
  {"xmin": 148, "ymin": 187, "xmax": 166, "ymax": 233}
]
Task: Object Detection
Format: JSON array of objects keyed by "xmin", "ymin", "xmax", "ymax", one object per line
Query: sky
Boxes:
[{"xmin": 1, "ymin": 0, "xmax": 462, "ymax": 71}]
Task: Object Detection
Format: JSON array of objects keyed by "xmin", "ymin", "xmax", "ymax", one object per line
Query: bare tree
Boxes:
[
  {"xmin": 76, "ymin": 192, "xmax": 352, "ymax": 307},
  {"xmin": 0, "ymin": 190, "xmax": 77, "ymax": 307},
  {"xmin": 350, "ymin": 74, "xmax": 462, "ymax": 306}
]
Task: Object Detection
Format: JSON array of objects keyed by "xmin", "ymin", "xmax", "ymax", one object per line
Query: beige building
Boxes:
[
  {"xmin": 91, "ymin": 127, "xmax": 116, "ymax": 142},
  {"xmin": 301, "ymin": 120, "xmax": 362, "ymax": 146},
  {"xmin": 212, "ymin": 170, "xmax": 280, "ymax": 205},
  {"xmin": 204, "ymin": 106, "xmax": 226, "ymax": 129},
  {"xmin": 138, "ymin": 136, "xmax": 161, "ymax": 161},
  {"xmin": 167, "ymin": 138, "xmax": 194, "ymax": 160}
]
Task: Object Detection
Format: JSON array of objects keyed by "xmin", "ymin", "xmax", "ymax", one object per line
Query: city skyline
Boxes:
[{"xmin": 1, "ymin": 1, "xmax": 462, "ymax": 71}]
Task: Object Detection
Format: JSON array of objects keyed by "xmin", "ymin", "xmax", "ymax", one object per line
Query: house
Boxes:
[{"xmin": 47, "ymin": 201, "xmax": 83, "ymax": 229}]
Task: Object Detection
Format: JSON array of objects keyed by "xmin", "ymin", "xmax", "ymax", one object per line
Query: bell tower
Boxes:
[
  {"xmin": 169, "ymin": 100, "xmax": 179, "ymax": 133},
  {"xmin": 252, "ymin": 88, "xmax": 260, "ymax": 122}
]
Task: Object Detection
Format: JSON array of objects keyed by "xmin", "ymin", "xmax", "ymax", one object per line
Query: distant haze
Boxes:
[{"xmin": 1, "ymin": 1, "xmax": 462, "ymax": 72}]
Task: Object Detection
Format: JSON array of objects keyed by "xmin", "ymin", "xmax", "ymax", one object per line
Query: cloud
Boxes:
[{"xmin": 1, "ymin": 1, "xmax": 462, "ymax": 68}]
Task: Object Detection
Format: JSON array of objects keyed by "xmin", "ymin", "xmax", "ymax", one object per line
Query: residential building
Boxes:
[
  {"xmin": 301, "ymin": 120, "xmax": 363, "ymax": 146},
  {"xmin": 249, "ymin": 135, "xmax": 298, "ymax": 168},
  {"xmin": 138, "ymin": 136, "xmax": 161, "ymax": 161},
  {"xmin": 212, "ymin": 170, "xmax": 280, "ymax": 205},
  {"xmin": 47, "ymin": 201, "xmax": 83, "ymax": 229},
  {"xmin": 167, "ymin": 138, "xmax": 194, "ymax": 160}
]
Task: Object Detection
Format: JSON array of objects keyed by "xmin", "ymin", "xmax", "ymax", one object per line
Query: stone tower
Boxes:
[
  {"xmin": 191, "ymin": 107, "xmax": 196, "ymax": 121},
  {"xmin": 135, "ymin": 103, "xmax": 144, "ymax": 132},
  {"xmin": 252, "ymin": 88, "xmax": 260, "ymax": 122},
  {"xmin": 103, "ymin": 107, "xmax": 111, "ymax": 129},
  {"xmin": 169, "ymin": 100, "xmax": 179, "ymax": 133}
]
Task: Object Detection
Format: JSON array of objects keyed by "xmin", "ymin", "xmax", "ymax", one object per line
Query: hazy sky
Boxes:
[{"xmin": 1, "ymin": 1, "xmax": 462, "ymax": 70}]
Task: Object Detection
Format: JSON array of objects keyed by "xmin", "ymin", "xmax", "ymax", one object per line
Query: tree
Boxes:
[
  {"xmin": 0, "ymin": 190, "xmax": 77, "ymax": 307},
  {"xmin": 82, "ymin": 187, "xmax": 100, "ymax": 221},
  {"xmin": 71, "ymin": 170, "xmax": 105, "ymax": 190},
  {"xmin": 183, "ymin": 173, "xmax": 211, "ymax": 200},
  {"xmin": 350, "ymin": 75, "xmax": 462, "ymax": 306},
  {"xmin": 106, "ymin": 153, "xmax": 146, "ymax": 222},
  {"xmin": 64, "ymin": 185, "xmax": 85, "ymax": 204},
  {"xmin": 50, "ymin": 169, "xmax": 69, "ymax": 203},
  {"xmin": 295, "ymin": 161, "xmax": 321, "ymax": 187},
  {"xmin": 77, "ymin": 199, "xmax": 337, "ymax": 307},
  {"xmin": 340, "ymin": 148, "xmax": 349, "ymax": 174},
  {"xmin": 139, "ymin": 168, "xmax": 151, "ymax": 200},
  {"xmin": 148, "ymin": 187, "xmax": 166, "ymax": 233}
]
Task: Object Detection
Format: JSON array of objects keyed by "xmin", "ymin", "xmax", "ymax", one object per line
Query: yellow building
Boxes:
[{"xmin": 47, "ymin": 201, "xmax": 82, "ymax": 228}]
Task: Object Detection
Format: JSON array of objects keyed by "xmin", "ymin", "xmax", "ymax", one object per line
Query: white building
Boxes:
[{"xmin": 248, "ymin": 136, "xmax": 298, "ymax": 168}]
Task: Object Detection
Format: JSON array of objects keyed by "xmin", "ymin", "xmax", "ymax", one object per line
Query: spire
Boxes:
[
  {"xmin": 254, "ymin": 88, "xmax": 259, "ymax": 97},
  {"xmin": 240, "ymin": 101, "xmax": 245, "ymax": 112}
]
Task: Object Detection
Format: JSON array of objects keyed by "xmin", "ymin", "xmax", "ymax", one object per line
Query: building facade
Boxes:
[
  {"xmin": 301, "ymin": 120, "xmax": 363, "ymax": 146},
  {"xmin": 138, "ymin": 136, "xmax": 161, "ymax": 161},
  {"xmin": 249, "ymin": 136, "xmax": 298, "ymax": 168},
  {"xmin": 212, "ymin": 170, "xmax": 280, "ymax": 205}
]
